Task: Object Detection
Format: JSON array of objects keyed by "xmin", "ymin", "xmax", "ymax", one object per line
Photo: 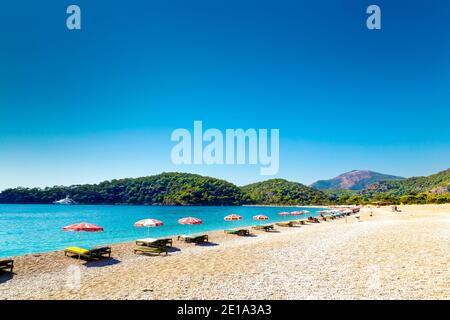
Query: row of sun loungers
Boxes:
[{"xmin": 0, "ymin": 211, "xmax": 358, "ymax": 271}]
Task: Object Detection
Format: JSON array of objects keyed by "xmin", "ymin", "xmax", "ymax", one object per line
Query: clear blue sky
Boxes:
[{"xmin": 1, "ymin": 0, "xmax": 449, "ymax": 190}]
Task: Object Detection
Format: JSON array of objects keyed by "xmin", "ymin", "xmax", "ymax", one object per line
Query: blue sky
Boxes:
[{"xmin": 1, "ymin": 0, "xmax": 449, "ymax": 190}]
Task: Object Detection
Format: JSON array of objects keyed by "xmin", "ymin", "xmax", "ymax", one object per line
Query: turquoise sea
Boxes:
[{"xmin": 0, "ymin": 204, "xmax": 324, "ymax": 258}]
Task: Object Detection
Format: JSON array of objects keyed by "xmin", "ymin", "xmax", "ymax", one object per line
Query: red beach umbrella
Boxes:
[
  {"xmin": 178, "ymin": 216, "xmax": 202, "ymax": 235},
  {"xmin": 278, "ymin": 211, "xmax": 290, "ymax": 216},
  {"xmin": 178, "ymin": 217, "xmax": 203, "ymax": 225},
  {"xmin": 253, "ymin": 215, "xmax": 269, "ymax": 226},
  {"xmin": 224, "ymin": 214, "xmax": 243, "ymax": 221},
  {"xmin": 253, "ymin": 215, "xmax": 269, "ymax": 220},
  {"xmin": 134, "ymin": 218, "xmax": 164, "ymax": 227},
  {"xmin": 63, "ymin": 222, "xmax": 104, "ymax": 247},
  {"xmin": 63, "ymin": 222, "xmax": 104, "ymax": 232},
  {"xmin": 134, "ymin": 218, "xmax": 164, "ymax": 237},
  {"xmin": 224, "ymin": 214, "xmax": 242, "ymax": 228}
]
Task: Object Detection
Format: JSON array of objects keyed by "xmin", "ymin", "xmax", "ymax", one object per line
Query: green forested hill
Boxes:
[
  {"xmin": 360, "ymin": 169, "xmax": 450, "ymax": 197},
  {"xmin": 240, "ymin": 179, "xmax": 329, "ymax": 205},
  {"xmin": 1, "ymin": 170, "xmax": 449, "ymax": 206},
  {"xmin": 0, "ymin": 172, "xmax": 244, "ymax": 205}
]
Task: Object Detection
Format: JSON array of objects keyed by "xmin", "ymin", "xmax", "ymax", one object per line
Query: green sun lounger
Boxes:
[
  {"xmin": 224, "ymin": 229, "xmax": 250, "ymax": 236},
  {"xmin": 134, "ymin": 245, "xmax": 168, "ymax": 255},
  {"xmin": 136, "ymin": 238, "xmax": 173, "ymax": 248},
  {"xmin": 252, "ymin": 224, "xmax": 274, "ymax": 232},
  {"xmin": 0, "ymin": 259, "xmax": 14, "ymax": 273},
  {"xmin": 276, "ymin": 221, "xmax": 301, "ymax": 227},
  {"xmin": 307, "ymin": 216, "xmax": 320, "ymax": 223},
  {"xmin": 64, "ymin": 246, "xmax": 112, "ymax": 260},
  {"xmin": 178, "ymin": 234, "xmax": 209, "ymax": 244},
  {"xmin": 291, "ymin": 219, "xmax": 308, "ymax": 225}
]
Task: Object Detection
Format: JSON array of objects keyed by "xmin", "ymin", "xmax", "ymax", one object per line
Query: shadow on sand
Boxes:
[
  {"xmin": 0, "ymin": 272, "xmax": 14, "ymax": 284},
  {"xmin": 195, "ymin": 242, "xmax": 219, "ymax": 247},
  {"xmin": 167, "ymin": 246, "xmax": 181, "ymax": 253},
  {"xmin": 84, "ymin": 258, "xmax": 121, "ymax": 268}
]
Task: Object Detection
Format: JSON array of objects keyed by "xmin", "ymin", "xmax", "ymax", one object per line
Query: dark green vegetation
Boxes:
[
  {"xmin": 0, "ymin": 173, "xmax": 243, "ymax": 206},
  {"xmin": 0, "ymin": 169, "xmax": 448, "ymax": 206},
  {"xmin": 240, "ymin": 179, "xmax": 329, "ymax": 205},
  {"xmin": 355, "ymin": 169, "xmax": 450, "ymax": 205},
  {"xmin": 360, "ymin": 169, "xmax": 450, "ymax": 197},
  {"xmin": 311, "ymin": 170, "xmax": 404, "ymax": 190}
]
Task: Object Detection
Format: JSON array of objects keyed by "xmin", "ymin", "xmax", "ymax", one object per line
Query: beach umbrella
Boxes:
[
  {"xmin": 63, "ymin": 222, "xmax": 104, "ymax": 247},
  {"xmin": 290, "ymin": 211, "xmax": 303, "ymax": 216},
  {"xmin": 253, "ymin": 214, "xmax": 269, "ymax": 226},
  {"xmin": 178, "ymin": 216, "xmax": 202, "ymax": 235},
  {"xmin": 224, "ymin": 214, "xmax": 242, "ymax": 221},
  {"xmin": 224, "ymin": 214, "xmax": 242, "ymax": 228},
  {"xmin": 63, "ymin": 222, "xmax": 104, "ymax": 232},
  {"xmin": 278, "ymin": 211, "xmax": 290, "ymax": 216},
  {"xmin": 134, "ymin": 218, "xmax": 164, "ymax": 237}
]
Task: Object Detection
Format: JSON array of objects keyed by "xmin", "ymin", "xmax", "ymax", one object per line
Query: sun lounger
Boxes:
[
  {"xmin": 64, "ymin": 246, "xmax": 112, "ymax": 260},
  {"xmin": 276, "ymin": 221, "xmax": 301, "ymax": 227},
  {"xmin": 0, "ymin": 259, "xmax": 13, "ymax": 273},
  {"xmin": 136, "ymin": 238, "xmax": 173, "ymax": 248},
  {"xmin": 224, "ymin": 229, "xmax": 250, "ymax": 236},
  {"xmin": 134, "ymin": 245, "xmax": 168, "ymax": 255},
  {"xmin": 252, "ymin": 224, "xmax": 274, "ymax": 232},
  {"xmin": 177, "ymin": 234, "xmax": 209, "ymax": 244},
  {"xmin": 292, "ymin": 219, "xmax": 308, "ymax": 225},
  {"xmin": 307, "ymin": 216, "xmax": 320, "ymax": 223}
]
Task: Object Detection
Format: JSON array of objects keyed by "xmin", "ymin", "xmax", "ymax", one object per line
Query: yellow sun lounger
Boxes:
[{"xmin": 64, "ymin": 246, "xmax": 111, "ymax": 260}]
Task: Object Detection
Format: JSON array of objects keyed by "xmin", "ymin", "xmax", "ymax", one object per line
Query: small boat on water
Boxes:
[{"xmin": 53, "ymin": 195, "xmax": 77, "ymax": 205}]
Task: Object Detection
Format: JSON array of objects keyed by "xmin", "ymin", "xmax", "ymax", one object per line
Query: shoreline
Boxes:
[
  {"xmin": 0, "ymin": 214, "xmax": 322, "ymax": 260},
  {"xmin": 0, "ymin": 204, "xmax": 332, "ymax": 259},
  {"xmin": 1, "ymin": 204, "xmax": 449, "ymax": 299}
]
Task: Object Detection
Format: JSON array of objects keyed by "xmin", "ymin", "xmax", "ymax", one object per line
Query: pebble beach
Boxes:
[{"xmin": 1, "ymin": 204, "xmax": 449, "ymax": 300}]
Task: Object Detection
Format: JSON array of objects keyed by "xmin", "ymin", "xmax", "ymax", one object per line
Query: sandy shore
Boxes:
[{"xmin": 1, "ymin": 204, "xmax": 449, "ymax": 300}]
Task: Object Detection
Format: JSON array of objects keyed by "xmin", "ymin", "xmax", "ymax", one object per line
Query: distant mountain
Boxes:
[
  {"xmin": 241, "ymin": 179, "xmax": 329, "ymax": 205},
  {"xmin": 360, "ymin": 169, "xmax": 450, "ymax": 197},
  {"xmin": 311, "ymin": 170, "xmax": 404, "ymax": 191}
]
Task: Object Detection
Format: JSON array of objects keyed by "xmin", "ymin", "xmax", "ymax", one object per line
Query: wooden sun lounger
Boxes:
[
  {"xmin": 0, "ymin": 259, "xmax": 14, "ymax": 273},
  {"xmin": 136, "ymin": 238, "xmax": 173, "ymax": 248},
  {"xmin": 252, "ymin": 224, "xmax": 274, "ymax": 232},
  {"xmin": 320, "ymin": 214, "xmax": 335, "ymax": 221},
  {"xmin": 177, "ymin": 234, "xmax": 209, "ymax": 244},
  {"xmin": 64, "ymin": 246, "xmax": 112, "ymax": 260},
  {"xmin": 224, "ymin": 229, "xmax": 250, "ymax": 236},
  {"xmin": 307, "ymin": 216, "xmax": 320, "ymax": 223},
  {"xmin": 134, "ymin": 245, "xmax": 168, "ymax": 255},
  {"xmin": 291, "ymin": 219, "xmax": 308, "ymax": 225},
  {"xmin": 276, "ymin": 221, "xmax": 300, "ymax": 227}
]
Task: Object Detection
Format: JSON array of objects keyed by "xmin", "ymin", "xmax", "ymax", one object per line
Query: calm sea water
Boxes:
[{"xmin": 0, "ymin": 204, "xmax": 324, "ymax": 258}]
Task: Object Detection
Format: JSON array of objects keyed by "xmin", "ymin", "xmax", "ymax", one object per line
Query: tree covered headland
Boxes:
[
  {"xmin": 241, "ymin": 179, "xmax": 329, "ymax": 205},
  {"xmin": 0, "ymin": 173, "xmax": 243, "ymax": 205},
  {"xmin": 0, "ymin": 170, "xmax": 449, "ymax": 206}
]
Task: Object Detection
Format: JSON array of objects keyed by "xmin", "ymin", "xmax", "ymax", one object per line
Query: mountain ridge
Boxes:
[{"xmin": 311, "ymin": 170, "xmax": 404, "ymax": 190}]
